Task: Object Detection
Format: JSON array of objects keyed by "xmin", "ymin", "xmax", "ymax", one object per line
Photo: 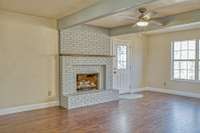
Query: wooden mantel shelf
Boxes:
[{"xmin": 59, "ymin": 53, "xmax": 115, "ymax": 57}]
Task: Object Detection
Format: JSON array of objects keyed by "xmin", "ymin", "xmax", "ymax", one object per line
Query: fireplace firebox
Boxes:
[{"xmin": 76, "ymin": 73, "xmax": 99, "ymax": 91}]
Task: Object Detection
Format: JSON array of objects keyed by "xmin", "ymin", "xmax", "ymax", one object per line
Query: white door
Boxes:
[{"xmin": 113, "ymin": 40, "xmax": 131, "ymax": 94}]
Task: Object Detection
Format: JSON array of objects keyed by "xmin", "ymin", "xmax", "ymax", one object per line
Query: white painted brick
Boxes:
[
  {"xmin": 67, "ymin": 90, "xmax": 119, "ymax": 109},
  {"xmin": 60, "ymin": 25, "xmax": 118, "ymax": 109},
  {"xmin": 60, "ymin": 25, "xmax": 111, "ymax": 55},
  {"xmin": 60, "ymin": 56, "xmax": 113, "ymax": 95}
]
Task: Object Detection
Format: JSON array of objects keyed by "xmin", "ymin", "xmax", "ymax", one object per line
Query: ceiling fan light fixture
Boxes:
[{"xmin": 136, "ymin": 20, "xmax": 149, "ymax": 27}]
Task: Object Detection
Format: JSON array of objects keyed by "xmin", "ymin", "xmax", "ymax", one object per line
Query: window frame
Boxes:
[{"xmin": 171, "ymin": 39, "xmax": 200, "ymax": 82}]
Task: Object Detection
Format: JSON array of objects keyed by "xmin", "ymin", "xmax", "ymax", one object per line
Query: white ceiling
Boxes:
[
  {"xmin": 87, "ymin": 0, "xmax": 200, "ymax": 28},
  {"xmin": 1, "ymin": 0, "xmax": 200, "ymax": 32},
  {"xmin": 0, "ymin": 0, "xmax": 100, "ymax": 19}
]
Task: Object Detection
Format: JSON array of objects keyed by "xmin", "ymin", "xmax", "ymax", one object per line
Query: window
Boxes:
[
  {"xmin": 117, "ymin": 45, "xmax": 127, "ymax": 69},
  {"xmin": 172, "ymin": 40, "xmax": 200, "ymax": 81}
]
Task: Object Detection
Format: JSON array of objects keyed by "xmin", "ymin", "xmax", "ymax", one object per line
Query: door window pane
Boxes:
[{"xmin": 117, "ymin": 45, "xmax": 127, "ymax": 69}]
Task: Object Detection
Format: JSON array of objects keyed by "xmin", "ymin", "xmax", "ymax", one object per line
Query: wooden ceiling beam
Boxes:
[{"xmin": 58, "ymin": 0, "xmax": 160, "ymax": 29}]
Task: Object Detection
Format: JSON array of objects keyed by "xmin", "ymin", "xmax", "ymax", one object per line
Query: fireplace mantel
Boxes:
[{"xmin": 60, "ymin": 53, "xmax": 115, "ymax": 57}]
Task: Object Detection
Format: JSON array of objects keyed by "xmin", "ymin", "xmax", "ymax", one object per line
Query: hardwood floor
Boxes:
[{"xmin": 1, "ymin": 91, "xmax": 200, "ymax": 133}]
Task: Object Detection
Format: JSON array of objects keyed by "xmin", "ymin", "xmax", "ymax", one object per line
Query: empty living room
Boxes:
[{"xmin": 1, "ymin": 0, "xmax": 200, "ymax": 133}]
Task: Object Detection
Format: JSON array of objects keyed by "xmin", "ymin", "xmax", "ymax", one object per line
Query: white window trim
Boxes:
[{"xmin": 171, "ymin": 39, "xmax": 200, "ymax": 83}]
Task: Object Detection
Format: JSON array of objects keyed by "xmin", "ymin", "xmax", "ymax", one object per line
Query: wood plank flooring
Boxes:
[{"xmin": 1, "ymin": 91, "xmax": 200, "ymax": 133}]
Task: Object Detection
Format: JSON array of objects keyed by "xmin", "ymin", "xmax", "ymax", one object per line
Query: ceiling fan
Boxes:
[{"xmin": 120, "ymin": 7, "xmax": 165, "ymax": 27}]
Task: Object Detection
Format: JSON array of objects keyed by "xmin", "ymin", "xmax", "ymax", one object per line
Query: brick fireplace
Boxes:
[{"xmin": 60, "ymin": 25, "xmax": 119, "ymax": 109}]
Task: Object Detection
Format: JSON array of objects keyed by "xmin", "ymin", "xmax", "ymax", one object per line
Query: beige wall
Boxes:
[
  {"xmin": 1, "ymin": 9, "xmax": 200, "ymax": 109},
  {"xmin": 114, "ymin": 29, "xmax": 200, "ymax": 93},
  {"xmin": 0, "ymin": 10, "xmax": 58, "ymax": 108},
  {"xmin": 114, "ymin": 34, "xmax": 147, "ymax": 89},
  {"xmin": 146, "ymin": 29, "xmax": 200, "ymax": 93}
]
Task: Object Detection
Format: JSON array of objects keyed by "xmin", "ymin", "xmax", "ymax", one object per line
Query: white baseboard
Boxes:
[
  {"xmin": 1, "ymin": 87, "xmax": 200, "ymax": 116},
  {"xmin": 146, "ymin": 87, "xmax": 200, "ymax": 99},
  {"xmin": 132, "ymin": 87, "xmax": 200, "ymax": 99},
  {"xmin": 0, "ymin": 101, "xmax": 59, "ymax": 116}
]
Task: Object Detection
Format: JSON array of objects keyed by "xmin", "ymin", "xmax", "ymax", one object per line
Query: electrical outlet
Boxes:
[
  {"xmin": 129, "ymin": 85, "xmax": 132, "ymax": 89},
  {"xmin": 48, "ymin": 91, "xmax": 52, "ymax": 96},
  {"xmin": 163, "ymin": 82, "xmax": 167, "ymax": 87}
]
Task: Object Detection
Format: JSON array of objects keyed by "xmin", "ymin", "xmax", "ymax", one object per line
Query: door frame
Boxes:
[{"xmin": 112, "ymin": 39, "xmax": 133, "ymax": 94}]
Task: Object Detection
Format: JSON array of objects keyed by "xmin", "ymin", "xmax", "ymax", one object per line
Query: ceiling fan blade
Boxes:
[
  {"xmin": 149, "ymin": 20, "xmax": 165, "ymax": 26},
  {"xmin": 143, "ymin": 11, "xmax": 158, "ymax": 20},
  {"xmin": 118, "ymin": 15, "xmax": 138, "ymax": 21},
  {"xmin": 150, "ymin": 16, "xmax": 174, "ymax": 26}
]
